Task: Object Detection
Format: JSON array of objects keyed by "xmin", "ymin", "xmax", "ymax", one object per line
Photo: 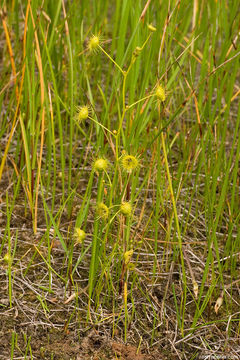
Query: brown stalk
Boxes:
[
  {"xmin": 1, "ymin": 6, "xmax": 19, "ymax": 98},
  {"xmin": 140, "ymin": 0, "xmax": 152, "ymax": 21},
  {"xmin": 29, "ymin": 5, "xmax": 46, "ymax": 234},
  {"xmin": 0, "ymin": 1, "xmax": 30, "ymax": 182}
]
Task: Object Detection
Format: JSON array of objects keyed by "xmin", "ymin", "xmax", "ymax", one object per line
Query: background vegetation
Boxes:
[{"xmin": 0, "ymin": 0, "xmax": 240, "ymax": 358}]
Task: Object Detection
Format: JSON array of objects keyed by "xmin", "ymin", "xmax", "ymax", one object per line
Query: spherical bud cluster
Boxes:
[
  {"xmin": 155, "ymin": 85, "xmax": 166, "ymax": 102},
  {"xmin": 121, "ymin": 155, "xmax": 139, "ymax": 172},
  {"xmin": 74, "ymin": 228, "xmax": 86, "ymax": 244},
  {"xmin": 88, "ymin": 35, "xmax": 100, "ymax": 52},
  {"xmin": 97, "ymin": 202, "xmax": 109, "ymax": 220},
  {"xmin": 93, "ymin": 158, "xmax": 108, "ymax": 172},
  {"xmin": 75, "ymin": 105, "xmax": 89, "ymax": 123},
  {"xmin": 3, "ymin": 253, "xmax": 12, "ymax": 264},
  {"xmin": 124, "ymin": 249, "xmax": 133, "ymax": 265},
  {"xmin": 120, "ymin": 202, "xmax": 132, "ymax": 216}
]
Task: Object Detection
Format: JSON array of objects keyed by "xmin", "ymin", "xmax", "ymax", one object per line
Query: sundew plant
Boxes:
[{"xmin": 0, "ymin": 0, "xmax": 240, "ymax": 359}]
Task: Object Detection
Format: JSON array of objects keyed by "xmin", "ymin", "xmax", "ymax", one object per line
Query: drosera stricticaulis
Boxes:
[
  {"xmin": 96, "ymin": 202, "xmax": 109, "ymax": 220},
  {"xmin": 120, "ymin": 154, "xmax": 140, "ymax": 173},
  {"xmin": 74, "ymin": 105, "xmax": 90, "ymax": 123},
  {"xmin": 2, "ymin": 2, "xmax": 239, "ymax": 354},
  {"xmin": 93, "ymin": 158, "xmax": 109, "ymax": 172},
  {"xmin": 155, "ymin": 84, "xmax": 166, "ymax": 102},
  {"xmin": 73, "ymin": 227, "xmax": 86, "ymax": 245},
  {"xmin": 120, "ymin": 201, "xmax": 132, "ymax": 216},
  {"xmin": 87, "ymin": 34, "xmax": 101, "ymax": 53}
]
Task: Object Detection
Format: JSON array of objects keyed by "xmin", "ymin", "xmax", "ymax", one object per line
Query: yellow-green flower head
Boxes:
[
  {"xmin": 120, "ymin": 201, "xmax": 132, "ymax": 216},
  {"xmin": 124, "ymin": 249, "xmax": 133, "ymax": 265},
  {"xmin": 155, "ymin": 85, "xmax": 166, "ymax": 102},
  {"xmin": 148, "ymin": 24, "xmax": 156, "ymax": 32},
  {"xmin": 75, "ymin": 105, "xmax": 89, "ymax": 122},
  {"xmin": 93, "ymin": 158, "xmax": 108, "ymax": 172},
  {"xmin": 121, "ymin": 155, "xmax": 139, "ymax": 172},
  {"xmin": 3, "ymin": 253, "xmax": 11, "ymax": 264},
  {"xmin": 88, "ymin": 35, "xmax": 100, "ymax": 52},
  {"xmin": 133, "ymin": 46, "xmax": 142, "ymax": 57},
  {"xmin": 97, "ymin": 202, "xmax": 109, "ymax": 220},
  {"xmin": 74, "ymin": 227, "xmax": 86, "ymax": 244}
]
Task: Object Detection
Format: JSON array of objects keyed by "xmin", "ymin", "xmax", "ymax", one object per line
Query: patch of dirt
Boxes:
[
  {"xmin": 0, "ymin": 316, "xmax": 166, "ymax": 360},
  {"xmin": 111, "ymin": 341, "xmax": 162, "ymax": 360}
]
